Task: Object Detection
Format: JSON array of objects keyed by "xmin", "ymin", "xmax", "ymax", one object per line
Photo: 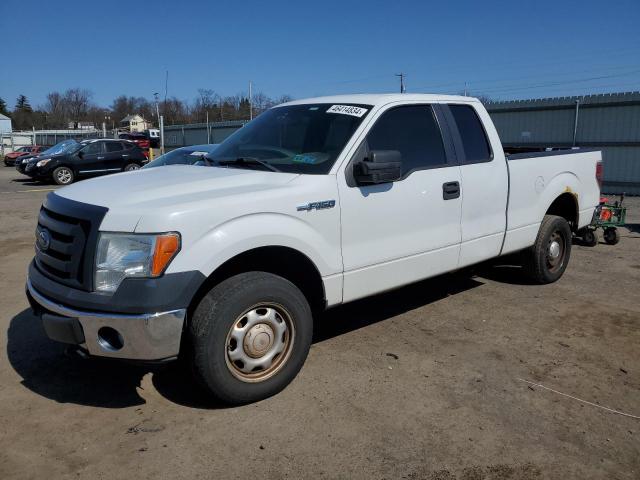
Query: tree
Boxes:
[
  {"xmin": 44, "ymin": 91, "xmax": 66, "ymax": 127},
  {"xmin": 15, "ymin": 94, "xmax": 32, "ymax": 112},
  {"xmin": 0, "ymin": 97, "xmax": 8, "ymax": 116},
  {"xmin": 64, "ymin": 88, "xmax": 92, "ymax": 128}
]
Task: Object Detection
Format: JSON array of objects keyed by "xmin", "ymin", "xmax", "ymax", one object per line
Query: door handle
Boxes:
[
  {"xmin": 442, "ymin": 181, "xmax": 460, "ymax": 200},
  {"xmin": 97, "ymin": 156, "xmax": 105, "ymax": 160}
]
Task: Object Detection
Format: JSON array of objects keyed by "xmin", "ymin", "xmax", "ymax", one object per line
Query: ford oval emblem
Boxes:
[{"xmin": 37, "ymin": 228, "xmax": 51, "ymax": 251}]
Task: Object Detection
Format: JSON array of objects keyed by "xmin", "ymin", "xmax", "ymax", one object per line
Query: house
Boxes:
[
  {"xmin": 0, "ymin": 113, "xmax": 12, "ymax": 134},
  {"xmin": 120, "ymin": 114, "xmax": 150, "ymax": 133}
]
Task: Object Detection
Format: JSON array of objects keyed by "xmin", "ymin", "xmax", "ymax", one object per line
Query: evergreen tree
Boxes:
[
  {"xmin": 0, "ymin": 97, "xmax": 8, "ymax": 116},
  {"xmin": 15, "ymin": 95, "xmax": 32, "ymax": 113}
]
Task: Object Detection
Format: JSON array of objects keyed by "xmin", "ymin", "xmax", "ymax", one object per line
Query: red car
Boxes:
[
  {"xmin": 4, "ymin": 145, "xmax": 43, "ymax": 166},
  {"xmin": 118, "ymin": 133, "xmax": 150, "ymax": 157}
]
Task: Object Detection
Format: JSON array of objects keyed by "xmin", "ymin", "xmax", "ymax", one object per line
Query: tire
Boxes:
[
  {"xmin": 524, "ymin": 215, "xmax": 572, "ymax": 284},
  {"xmin": 603, "ymin": 227, "xmax": 620, "ymax": 245},
  {"xmin": 582, "ymin": 228, "xmax": 598, "ymax": 247},
  {"xmin": 124, "ymin": 163, "xmax": 140, "ymax": 171},
  {"xmin": 188, "ymin": 272, "xmax": 313, "ymax": 405},
  {"xmin": 52, "ymin": 166, "xmax": 74, "ymax": 185}
]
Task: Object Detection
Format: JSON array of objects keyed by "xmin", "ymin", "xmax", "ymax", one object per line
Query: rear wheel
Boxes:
[
  {"xmin": 124, "ymin": 163, "xmax": 140, "ymax": 171},
  {"xmin": 52, "ymin": 166, "xmax": 74, "ymax": 185},
  {"xmin": 188, "ymin": 272, "xmax": 313, "ymax": 405},
  {"xmin": 603, "ymin": 227, "xmax": 620, "ymax": 245},
  {"xmin": 524, "ymin": 215, "xmax": 572, "ymax": 284}
]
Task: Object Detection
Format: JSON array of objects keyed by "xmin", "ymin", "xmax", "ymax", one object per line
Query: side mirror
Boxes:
[
  {"xmin": 354, "ymin": 150, "xmax": 402, "ymax": 185},
  {"xmin": 78, "ymin": 150, "xmax": 84, "ymax": 159}
]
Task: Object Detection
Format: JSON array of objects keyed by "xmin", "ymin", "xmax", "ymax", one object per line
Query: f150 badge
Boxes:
[{"xmin": 297, "ymin": 200, "xmax": 336, "ymax": 212}]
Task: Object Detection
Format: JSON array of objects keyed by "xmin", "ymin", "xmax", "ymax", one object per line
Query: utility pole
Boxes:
[
  {"xmin": 164, "ymin": 71, "xmax": 169, "ymax": 105},
  {"xmin": 249, "ymin": 80, "xmax": 253, "ymax": 120},
  {"xmin": 395, "ymin": 73, "xmax": 406, "ymax": 93},
  {"xmin": 153, "ymin": 92, "xmax": 160, "ymax": 125},
  {"xmin": 206, "ymin": 110, "xmax": 210, "ymax": 144}
]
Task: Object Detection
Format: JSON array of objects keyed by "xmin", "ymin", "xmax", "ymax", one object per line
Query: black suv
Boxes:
[{"xmin": 24, "ymin": 139, "xmax": 148, "ymax": 185}]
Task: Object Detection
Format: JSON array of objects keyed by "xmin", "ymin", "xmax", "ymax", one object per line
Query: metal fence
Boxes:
[
  {"xmin": 487, "ymin": 92, "xmax": 640, "ymax": 195},
  {"xmin": 163, "ymin": 121, "xmax": 246, "ymax": 148},
  {"xmin": 1, "ymin": 129, "xmax": 104, "ymax": 156}
]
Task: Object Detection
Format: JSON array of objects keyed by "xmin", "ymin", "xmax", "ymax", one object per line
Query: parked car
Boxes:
[
  {"xmin": 118, "ymin": 132, "xmax": 150, "ymax": 153},
  {"xmin": 143, "ymin": 144, "xmax": 219, "ymax": 168},
  {"xmin": 24, "ymin": 138, "xmax": 148, "ymax": 185},
  {"xmin": 25, "ymin": 94, "xmax": 601, "ymax": 405},
  {"xmin": 4, "ymin": 145, "xmax": 43, "ymax": 166},
  {"xmin": 16, "ymin": 140, "xmax": 79, "ymax": 174}
]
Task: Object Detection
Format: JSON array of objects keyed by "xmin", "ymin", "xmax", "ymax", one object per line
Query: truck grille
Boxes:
[{"xmin": 34, "ymin": 193, "xmax": 108, "ymax": 291}]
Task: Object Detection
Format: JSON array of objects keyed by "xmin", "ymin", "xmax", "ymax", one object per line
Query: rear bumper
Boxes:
[{"xmin": 27, "ymin": 278, "xmax": 186, "ymax": 361}]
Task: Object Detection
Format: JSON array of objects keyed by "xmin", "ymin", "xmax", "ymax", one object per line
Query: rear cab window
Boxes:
[{"xmin": 448, "ymin": 104, "xmax": 492, "ymax": 164}]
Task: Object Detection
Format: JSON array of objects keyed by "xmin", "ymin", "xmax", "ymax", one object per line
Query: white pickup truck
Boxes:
[{"xmin": 26, "ymin": 94, "xmax": 602, "ymax": 404}]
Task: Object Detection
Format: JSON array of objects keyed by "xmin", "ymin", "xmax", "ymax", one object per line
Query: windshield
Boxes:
[
  {"xmin": 207, "ymin": 103, "xmax": 371, "ymax": 174},
  {"xmin": 144, "ymin": 146, "xmax": 218, "ymax": 168},
  {"xmin": 42, "ymin": 140, "xmax": 80, "ymax": 156}
]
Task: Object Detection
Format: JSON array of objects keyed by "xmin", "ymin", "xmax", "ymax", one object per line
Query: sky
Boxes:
[{"xmin": 1, "ymin": 0, "xmax": 639, "ymax": 109}]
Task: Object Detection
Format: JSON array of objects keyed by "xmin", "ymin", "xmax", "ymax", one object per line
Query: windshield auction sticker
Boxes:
[{"xmin": 326, "ymin": 105, "xmax": 368, "ymax": 117}]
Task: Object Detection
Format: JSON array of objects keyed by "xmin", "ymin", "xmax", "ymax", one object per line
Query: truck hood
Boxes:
[{"xmin": 55, "ymin": 165, "xmax": 299, "ymax": 230}]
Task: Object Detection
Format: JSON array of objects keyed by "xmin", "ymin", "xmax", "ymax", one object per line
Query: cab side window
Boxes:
[
  {"xmin": 82, "ymin": 142, "xmax": 103, "ymax": 155},
  {"xmin": 448, "ymin": 105, "xmax": 492, "ymax": 163},
  {"xmin": 366, "ymin": 105, "xmax": 447, "ymax": 177},
  {"xmin": 105, "ymin": 142, "xmax": 123, "ymax": 153}
]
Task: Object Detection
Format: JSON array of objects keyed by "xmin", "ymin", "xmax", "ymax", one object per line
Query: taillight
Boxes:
[{"xmin": 595, "ymin": 161, "xmax": 603, "ymax": 191}]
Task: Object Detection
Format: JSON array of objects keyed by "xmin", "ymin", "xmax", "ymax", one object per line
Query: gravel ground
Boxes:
[{"xmin": 0, "ymin": 166, "xmax": 638, "ymax": 480}]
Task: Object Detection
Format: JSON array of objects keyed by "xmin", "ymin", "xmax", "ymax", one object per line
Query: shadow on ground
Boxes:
[
  {"xmin": 10, "ymin": 178, "xmax": 50, "ymax": 187},
  {"xmin": 7, "ymin": 267, "xmax": 530, "ymax": 410}
]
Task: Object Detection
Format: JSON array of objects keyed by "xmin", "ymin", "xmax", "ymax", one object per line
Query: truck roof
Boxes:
[{"xmin": 279, "ymin": 93, "xmax": 480, "ymax": 107}]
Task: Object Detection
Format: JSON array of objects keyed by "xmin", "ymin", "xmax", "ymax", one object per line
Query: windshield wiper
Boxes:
[{"xmin": 217, "ymin": 157, "xmax": 280, "ymax": 172}]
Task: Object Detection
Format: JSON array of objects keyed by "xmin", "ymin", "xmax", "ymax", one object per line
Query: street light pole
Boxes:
[{"xmin": 249, "ymin": 80, "xmax": 253, "ymax": 120}]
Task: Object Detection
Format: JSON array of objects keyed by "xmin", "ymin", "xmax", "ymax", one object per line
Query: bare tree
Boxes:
[{"xmin": 64, "ymin": 88, "xmax": 93, "ymax": 128}]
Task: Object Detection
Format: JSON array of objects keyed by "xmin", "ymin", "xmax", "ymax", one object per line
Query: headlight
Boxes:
[
  {"xmin": 94, "ymin": 232, "xmax": 180, "ymax": 292},
  {"xmin": 36, "ymin": 158, "xmax": 51, "ymax": 167}
]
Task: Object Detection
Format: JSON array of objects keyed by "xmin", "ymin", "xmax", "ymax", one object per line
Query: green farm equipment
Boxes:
[{"xmin": 579, "ymin": 194, "xmax": 626, "ymax": 247}]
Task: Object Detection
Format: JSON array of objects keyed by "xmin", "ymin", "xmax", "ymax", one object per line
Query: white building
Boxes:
[
  {"xmin": 0, "ymin": 113, "xmax": 12, "ymax": 133},
  {"xmin": 120, "ymin": 114, "xmax": 150, "ymax": 133}
]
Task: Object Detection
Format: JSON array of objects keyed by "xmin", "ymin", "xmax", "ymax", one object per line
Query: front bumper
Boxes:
[{"xmin": 27, "ymin": 279, "xmax": 186, "ymax": 361}]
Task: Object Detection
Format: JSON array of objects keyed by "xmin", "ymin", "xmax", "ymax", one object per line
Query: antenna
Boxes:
[{"xmin": 395, "ymin": 73, "xmax": 406, "ymax": 93}]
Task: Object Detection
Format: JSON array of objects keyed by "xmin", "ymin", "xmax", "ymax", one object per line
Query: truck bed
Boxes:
[{"xmin": 501, "ymin": 148, "xmax": 602, "ymax": 255}]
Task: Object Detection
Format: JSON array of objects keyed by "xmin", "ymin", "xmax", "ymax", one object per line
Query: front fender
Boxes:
[{"xmin": 166, "ymin": 212, "xmax": 342, "ymax": 277}]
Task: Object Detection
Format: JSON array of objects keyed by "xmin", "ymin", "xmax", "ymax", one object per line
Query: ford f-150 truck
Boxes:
[{"xmin": 26, "ymin": 94, "xmax": 602, "ymax": 404}]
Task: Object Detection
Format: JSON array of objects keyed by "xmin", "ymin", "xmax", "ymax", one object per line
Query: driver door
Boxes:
[
  {"xmin": 338, "ymin": 104, "xmax": 463, "ymax": 302},
  {"xmin": 77, "ymin": 141, "xmax": 106, "ymax": 175}
]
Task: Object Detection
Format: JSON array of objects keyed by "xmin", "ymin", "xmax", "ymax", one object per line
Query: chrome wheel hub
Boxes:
[
  {"xmin": 225, "ymin": 304, "xmax": 294, "ymax": 382},
  {"xmin": 547, "ymin": 231, "xmax": 565, "ymax": 272},
  {"xmin": 57, "ymin": 169, "xmax": 71, "ymax": 183}
]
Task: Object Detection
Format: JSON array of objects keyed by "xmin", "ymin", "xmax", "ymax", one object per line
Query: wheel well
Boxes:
[
  {"xmin": 546, "ymin": 192, "xmax": 579, "ymax": 231},
  {"xmin": 188, "ymin": 246, "xmax": 326, "ymax": 318}
]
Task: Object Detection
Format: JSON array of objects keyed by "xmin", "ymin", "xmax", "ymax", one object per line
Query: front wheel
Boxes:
[
  {"xmin": 52, "ymin": 166, "xmax": 74, "ymax": 185},
  {"xmin": 524, "ymin": 215, "xmax": 572, "ymax": 284},
  {"xmin": 188, "ymin": 272, "xmax": 313, "ymax": 405}
]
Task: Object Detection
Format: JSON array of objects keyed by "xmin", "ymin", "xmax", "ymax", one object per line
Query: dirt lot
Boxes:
[{"xmin": 0, "ymin": 166, "xmax": 638, "ymax": 480}]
